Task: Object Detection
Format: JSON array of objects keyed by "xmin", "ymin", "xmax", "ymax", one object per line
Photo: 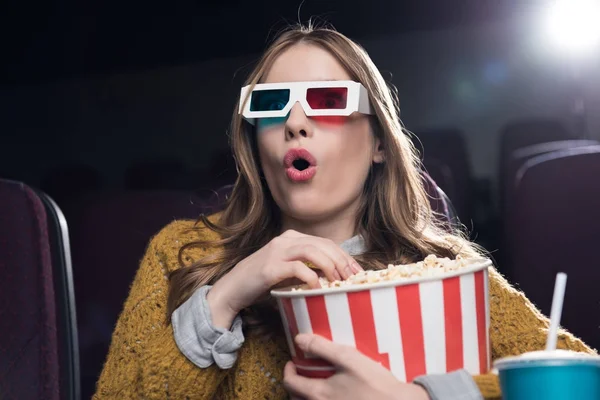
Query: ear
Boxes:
[{"xmin": 372, "ymin": 138, "xmax": 384, "ymax": 164}]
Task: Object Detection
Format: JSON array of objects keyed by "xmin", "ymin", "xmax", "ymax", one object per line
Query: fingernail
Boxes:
[
  {"xmin": 344, "ymin": 265, "xmax": 353, "ymax": 278},
  {"xmin": 353, "ymin": 262, "xmax": 363, "ymax": 272},
  {"xmin": 295, "ymin": 334, "xmax": 309, "ymax": 349},
  {"xmin": 333, "ymin": 270, "xmax": 342, "ymax": 281}
]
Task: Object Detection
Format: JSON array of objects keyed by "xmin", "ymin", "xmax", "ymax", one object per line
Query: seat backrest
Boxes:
[
  {"xmin": 500, "ymin": 119, "xmax": 572, "ymax": 159},
  {"xmin": 64, "ymin": 189, "xmax": 211, "ymax": 398},
  {"xmin": 421, "ymin": 158, "xmax": 455, "ymax": 203},
  {"xmin": 498, "ymin": 119, "xmax": 573, "ymax": 208},
  {"xmin": 38, "ymin": 192, "xmax": 81, "ymax": 400},
  {"xmin": 420, "ymin": 169, "xmax": 457, "ymax": 229},
  {"xmin": 505, "ymin": 146, "xmax": 600, "ymax": 350},
  {"xmin": 501, "ymin": 140, "xmax": 599, "ymax": 223},
  {"xmin": 0, "ymin": 179, "xmax": 79, "ymax": 400},
  {"xmin": 510, "ymin": 140, "xmax": 599, "ymax": 161}
]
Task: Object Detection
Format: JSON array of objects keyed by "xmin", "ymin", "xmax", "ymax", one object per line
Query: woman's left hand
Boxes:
[{"xmin": 283, "ymin": 334, "xmax": 430, "ymax": 400}]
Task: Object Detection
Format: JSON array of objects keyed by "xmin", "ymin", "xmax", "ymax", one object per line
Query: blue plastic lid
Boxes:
[{"xmin": 494, "ymin": 350, "xmax": 600, "ymax": 370}]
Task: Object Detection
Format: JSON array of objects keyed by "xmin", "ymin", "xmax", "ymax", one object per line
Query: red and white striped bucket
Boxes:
[{"xmin": 271, "ymin": 259, "xmax": 491, "ymax": 381}]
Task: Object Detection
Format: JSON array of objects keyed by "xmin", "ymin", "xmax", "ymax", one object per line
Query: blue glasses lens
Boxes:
[{"xmin": 250, "ymin": 89, "xmax": 290, "ymax": 112}]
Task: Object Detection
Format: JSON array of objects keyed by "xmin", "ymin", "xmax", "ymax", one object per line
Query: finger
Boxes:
[
  {"xmin": 272, "ymin": 277, "xmax": 305, "ymax": 289},
  {"xmin": 285, "ymin": 244, "xmax": 341, "ymax": 282},
  {"xmin": 304, "ymin": 236, "xmax": 363, "ymax": 278},
  {"xmin": 286, "ymin": 261, "xmax": 320, "ymax": 289},
  {"xmin": 295, "ymin": 333, "xmax": 356, "ymax": 368},
  {"xmin": 283, "ymin": 361, "xmax": 326, "ymax": 400},
  {"xmin": 286, "ymin": 237, "xmax": 360, "ymax": 281},
  {"xmin": 281, "ymin": 234, "xmax": 363, "ymax": 278},
  {"xmin": 267, "ymin": 261, "xmax": 319, "ymax": 289}
]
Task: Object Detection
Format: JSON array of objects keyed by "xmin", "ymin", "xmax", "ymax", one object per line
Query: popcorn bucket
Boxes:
[{"xmin": 271, "ymin": 259, "xmax": 492, "ymax": 381}]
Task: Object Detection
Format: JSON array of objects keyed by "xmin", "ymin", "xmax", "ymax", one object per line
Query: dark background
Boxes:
[
  {"xmin": 2, "ymin": 1, "xmax": 515, "ymax": 85},
  {"xmin": 2, "ymin": 2, "xmax": 600, "ymax": 398},
  {"xmin": 1, "ymin": 0, "xmax": 598, "ymax": 197}
]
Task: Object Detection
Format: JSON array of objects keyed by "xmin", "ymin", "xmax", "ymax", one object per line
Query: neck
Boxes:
[{"xmin": 280, "ymin": 203, "xmax": 360, "ymax": 245}]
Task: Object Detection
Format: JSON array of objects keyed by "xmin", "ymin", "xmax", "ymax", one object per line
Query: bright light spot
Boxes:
[{"xmin": 543, "ymin": 0, "xmax": 600, "ymax": 55}]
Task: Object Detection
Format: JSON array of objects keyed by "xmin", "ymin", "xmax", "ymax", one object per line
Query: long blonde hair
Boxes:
[{"xmin": 168, "ymin": 23, "xmax": 482, "ymax": 334}]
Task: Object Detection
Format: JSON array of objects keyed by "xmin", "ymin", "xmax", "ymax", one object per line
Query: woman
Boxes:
[{"xmin": 94, "ymin": 24, "xmax": 594, "ymax": 399}]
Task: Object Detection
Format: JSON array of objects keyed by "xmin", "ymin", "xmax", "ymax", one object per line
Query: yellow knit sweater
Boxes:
[{"xmin": 94, "ymin": 218, "xmax": 595, "ymax": 399}]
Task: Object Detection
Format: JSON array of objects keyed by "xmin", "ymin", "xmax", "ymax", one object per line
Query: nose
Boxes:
[{"xmin": 285, "ymin": 102, "xmax": 313, "ymax": 141}]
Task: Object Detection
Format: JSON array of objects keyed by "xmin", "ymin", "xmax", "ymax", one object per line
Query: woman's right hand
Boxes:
[{"xmin": 206, "ymin": 229, "xmax": 362, "ymax": 329}]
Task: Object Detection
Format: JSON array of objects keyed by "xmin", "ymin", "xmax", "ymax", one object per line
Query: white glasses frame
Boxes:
[{"xmin": 238, "ymin": 80, "xmax": 373, "ymax": 125}]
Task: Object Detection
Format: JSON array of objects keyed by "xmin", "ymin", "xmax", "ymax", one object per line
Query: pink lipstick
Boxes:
[{"xmin": 284, "ymin": 148, "xmax": 317, "ymax": 182}]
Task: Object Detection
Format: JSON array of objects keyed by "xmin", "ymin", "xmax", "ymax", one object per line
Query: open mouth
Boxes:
[
  {"xmin": 284, "ymin": 148, "xmax": 317, "ymax": 169},
  {"xmin": 284, "ymin": 148, "xmax": 317, "ymax": 182},
  {"xmin": 292, "ymin": 158, "xmax": 311, "ymax": 171}
]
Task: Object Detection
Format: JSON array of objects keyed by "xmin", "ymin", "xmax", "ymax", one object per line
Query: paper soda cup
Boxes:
[
  {"xmin": 494, "ymin": 350, "xmax": 600, "ymax": 400},
  {"xmin": 271, "ymin": 259, "xmax": 492, "ymax": 381}
]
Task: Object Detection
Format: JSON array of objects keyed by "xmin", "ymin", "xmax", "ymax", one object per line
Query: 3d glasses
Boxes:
[{"xmin": 238, "ymin": 80, "xmax": 373, "ymax": 125}]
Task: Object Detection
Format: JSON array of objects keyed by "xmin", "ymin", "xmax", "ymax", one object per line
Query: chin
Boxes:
[
  {"xmin": 278, "ymin": 192, "xmax": 334, "ymax": 222},
  {"xmin": 285, "ymin": 197, "xmax": 359, "ymax": 225},
  {"xmin": 269, "ymin": 180, "xmax": 361, "ymax": 223},
  {"xmin": 285, "ymin": 205, "xmax": 332, "ymax": 222}
]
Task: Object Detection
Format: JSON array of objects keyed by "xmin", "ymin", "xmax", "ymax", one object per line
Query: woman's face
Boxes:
[{"xmin": 256, "ymin": 43, "xmax": 383, "ymax": 224}]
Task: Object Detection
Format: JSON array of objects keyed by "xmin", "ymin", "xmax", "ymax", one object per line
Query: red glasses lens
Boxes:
[{"xmin": 306, "ymin": 87, "xmax": 348, "ymax": 110}]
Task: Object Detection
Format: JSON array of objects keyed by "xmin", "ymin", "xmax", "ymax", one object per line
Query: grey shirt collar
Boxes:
[{"xmin": 339, "ymin": 235, "xmax": 366, "ymax": 256}]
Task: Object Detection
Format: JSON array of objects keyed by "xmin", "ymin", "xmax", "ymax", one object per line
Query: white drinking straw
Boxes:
[{"xmin": 546, "ymin": 272, "xmax": 568, "ymax": 351}]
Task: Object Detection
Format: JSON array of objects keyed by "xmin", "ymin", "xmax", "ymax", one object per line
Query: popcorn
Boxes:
[
  {"xmin": 274, "ymin": 255, "xmax": 493, "ymax": 380},
  {"xmin": 294, "ymin": 254, "xmax": 471, "ymax": 290}
]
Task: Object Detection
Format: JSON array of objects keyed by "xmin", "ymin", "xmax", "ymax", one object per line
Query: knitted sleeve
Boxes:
[
  {"xmin": 472, "ymin": 267, "xmax": 596, "ymax": 400},
  {"xmin": 93, "ymin": 218, "xmax": 232, "ymax": 399}
]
